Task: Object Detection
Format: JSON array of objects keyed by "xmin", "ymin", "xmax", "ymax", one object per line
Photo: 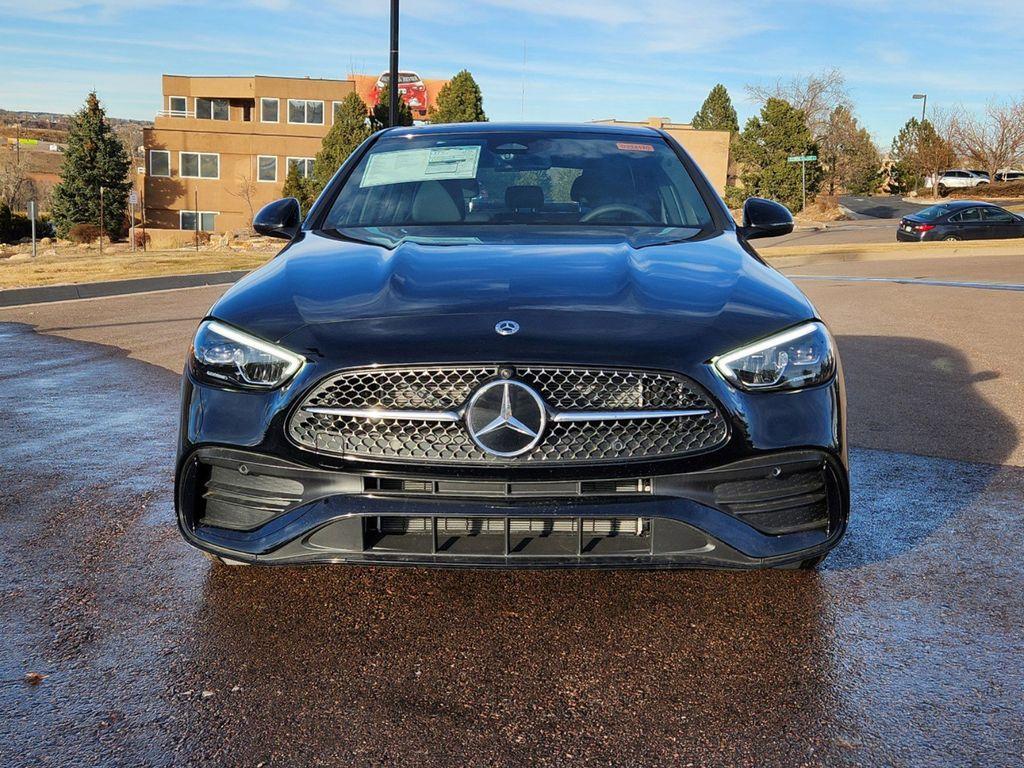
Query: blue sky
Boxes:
[{"xmin": 1, "ymin": 0, "xmax": 1022, "ymax": 146}]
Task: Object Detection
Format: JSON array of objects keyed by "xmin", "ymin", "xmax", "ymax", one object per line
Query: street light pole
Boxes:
[
  {"xmin": 913, "ymin": 93, "xmax": 927, "ymax": 123},
  {"xmin": 389, "ymin": 0, "xmax": 400, "ymax": 128}
]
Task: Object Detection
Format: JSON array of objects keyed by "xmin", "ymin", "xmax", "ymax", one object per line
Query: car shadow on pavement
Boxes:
[{"xmin": 828, "ymin": 334, "xmax": 1017, "ymax": 570}]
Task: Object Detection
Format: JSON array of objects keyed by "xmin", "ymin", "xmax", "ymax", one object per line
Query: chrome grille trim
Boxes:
[
  {"xmin": 289, "ymin": 364, "xmax": 729, "ymax": 464},
  {"xmin": 304, "ymin": 406, "xmax": 461, "ymax": 422}
]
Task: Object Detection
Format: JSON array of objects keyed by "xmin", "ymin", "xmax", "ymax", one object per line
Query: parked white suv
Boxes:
[{"xmin": 935, "ymin": 169, "xmax": 989, "ymax": 194}]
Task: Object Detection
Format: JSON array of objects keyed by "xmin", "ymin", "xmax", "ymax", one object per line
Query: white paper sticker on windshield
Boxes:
[{"xmin": 360, "ymin": 146, "xmax": 482, "ymax": 188}]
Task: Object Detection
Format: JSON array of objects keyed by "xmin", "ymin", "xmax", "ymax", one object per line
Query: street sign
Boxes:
[
  {"xmin": 129, "ymin": 190, "xmax": 139, "ymax": 206},
  {"xmin": 786, "ymin": 155, "xmax": 817, "ymax": 211}
]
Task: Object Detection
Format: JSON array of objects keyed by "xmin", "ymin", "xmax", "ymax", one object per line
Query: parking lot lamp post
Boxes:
[
  {"xmin": 389, "ymin": 0, "xmax": 399, "ymax": 128},
  {"xmin": 913, "ymin": 93, "xmax": 927, "ymax": 123}
]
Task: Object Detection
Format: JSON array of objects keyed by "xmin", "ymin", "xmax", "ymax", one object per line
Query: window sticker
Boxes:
[
  {"xmin": 360, "ymin": 145, "xmax": 482, "ymax": 188},
  {"xmin": 616, "ymin": 142, "xmax": 654, "ymax": 152}
]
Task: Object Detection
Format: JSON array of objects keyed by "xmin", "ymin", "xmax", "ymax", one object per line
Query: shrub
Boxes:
[
  {"xmin": 946, "ymin": 181, "xmax": 1024, "ymax": 198},
  {"xmin": 67, "ymin": 223, "xmax": 104, "ymax": 243},
  {"xmin": 132, "ymin": 229, "xmax": 150, "ymax": 249}
]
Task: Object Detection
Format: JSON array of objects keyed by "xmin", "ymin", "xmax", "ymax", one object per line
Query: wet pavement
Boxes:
[{"xmin": 2, "ymin": 259, "xmax": 1024, "ymax": 766}]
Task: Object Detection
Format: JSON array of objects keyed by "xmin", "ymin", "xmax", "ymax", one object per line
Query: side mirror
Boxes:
[
  {"xmin": 253, "ymin": 197, "xmax": 302, "ymax": 240},
  {"xmin": 737, "ymin": 197, "xmax": 794, "ymax": 240}
]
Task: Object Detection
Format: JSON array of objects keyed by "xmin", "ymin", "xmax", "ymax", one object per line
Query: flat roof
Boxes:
[{"xmin": 381, "ymin": 121, "xmax": 662, "ymax": 137}]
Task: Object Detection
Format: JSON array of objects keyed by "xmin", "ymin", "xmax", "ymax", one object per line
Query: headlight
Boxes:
[
  {"xmin": 190, "ymin": 320, "xmax": 304, "ymax": 389},
  {"xmin": 713, "ymin": 321, "xmax": 835, "ymax": 391}
]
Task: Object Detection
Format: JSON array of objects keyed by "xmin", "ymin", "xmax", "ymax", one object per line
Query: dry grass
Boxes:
[{"xmin": 0, "ymin": 243, "xmax": 278, "ymax": 289}]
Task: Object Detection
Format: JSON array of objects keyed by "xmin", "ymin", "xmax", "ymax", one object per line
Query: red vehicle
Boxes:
[{"xmin": 371, "ymin": 71, "xmax": 429, "ymax": 118}]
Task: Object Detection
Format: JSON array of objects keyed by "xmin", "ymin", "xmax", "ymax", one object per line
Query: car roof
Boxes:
[
  {"xmin": 942, "ymin": 200, "xmax": 998, "ymax": 208},
  {"xmin": 380, "ymin": 121, "xmax": 662, "ymax": 138}
]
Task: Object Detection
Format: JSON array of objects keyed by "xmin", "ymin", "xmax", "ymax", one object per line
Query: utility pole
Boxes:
[
  {"xmin": 14, "ymin": 123, "xmax": 20, "ymax": 164},
  {"xmin": 389, "ymin": 0, "xmax": 399, "ymax": 128}
]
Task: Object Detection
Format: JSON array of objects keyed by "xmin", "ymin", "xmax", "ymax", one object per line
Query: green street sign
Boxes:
[{"xmin": 787, "ymin": 154, "xmax": 817, "ymax": 162}]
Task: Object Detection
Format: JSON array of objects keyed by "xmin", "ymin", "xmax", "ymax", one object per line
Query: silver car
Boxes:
[{"xmin": 936, "ymin": 169, "xmax": 989, "ymax": 194}]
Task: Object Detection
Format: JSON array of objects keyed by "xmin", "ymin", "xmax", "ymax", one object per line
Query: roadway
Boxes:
[{"xmin": 1, "ymin": 247, "xmax": 1023, "ymax": 767}]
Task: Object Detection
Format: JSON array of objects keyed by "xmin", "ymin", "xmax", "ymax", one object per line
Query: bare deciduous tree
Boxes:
[
  {"xmin": 948, "ymin": 99, "xmax": 1024, "ymax": 181},
  {"xmin": 746, "ymin": 67, "xmax": 851, "ymax": 138},
  {"xmin": 228, "ymin": 175, "xmax": 258, "ymax": 232},
  {"xmin": 0, "ymin": 147, "xmax": 29, "ymax": 209}
]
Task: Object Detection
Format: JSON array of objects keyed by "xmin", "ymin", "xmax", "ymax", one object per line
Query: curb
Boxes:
[{"xmin": 0, "ymin": 270, "xmax": 249, "ymax": 308}]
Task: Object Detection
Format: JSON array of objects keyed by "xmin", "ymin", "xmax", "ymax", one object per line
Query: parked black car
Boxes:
[
  {"xmin": 897, "ymin": 201, "xmax": 1024, "ymax": 242},
  {"xmin": 175, "ymin": 123, "xmax": 848, "ymax": 570}
]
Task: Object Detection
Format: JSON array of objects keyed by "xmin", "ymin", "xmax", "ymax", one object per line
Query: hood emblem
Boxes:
[
  {"xmin": 465, "ymin": 380, "xmax": 546, "ymax": 457},
  {"xmin": 495, "ymin": 320, "xmax": 520, "ymax": 336}
]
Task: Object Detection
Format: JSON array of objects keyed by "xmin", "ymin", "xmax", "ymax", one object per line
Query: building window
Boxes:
[
  {"xmin": 332, "ymin": 101, "xmax": 344, "ymax": 122},
  {"xmin": 168, "ymin": 96, "xmax": 188, "ymax": 116},
  {"xmin": 288, "ymin": 99, "xmax": 324, "ymax": 125},
  {"xmin": 180, "ymin": 152, "xmax": 219, "ymax": 179},
  {"xmin": 287, "ymin": 157, "xmax": 315, "ymax": 179},
  {"xmin": 180, "ymin": 210, "xmax": 217, "ymax": 231},
  {"xmin": 149, "ymin": 150, "xmax": 170, "ymax": 177},
  {"xmin": 260, "ymin": 97, "xmax": 279, "ymax": 123},
  {"xmin": 195, "ymin": 97, "xmax": 229, "ymax": 121},
  {"xmin": 257, "ymin": 156, "xmax": 278, "ymax": 183}
]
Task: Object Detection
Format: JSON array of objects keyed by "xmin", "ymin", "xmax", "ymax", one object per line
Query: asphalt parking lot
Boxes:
[{"xmin": 2, "ymin": 248, "xmax": 1023, "ymax": 767}]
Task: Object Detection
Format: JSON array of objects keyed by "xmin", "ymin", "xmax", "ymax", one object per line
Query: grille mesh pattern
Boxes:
[{"xmin": 289, "ymin": 365, "xmax": 728, "ymax": 464}]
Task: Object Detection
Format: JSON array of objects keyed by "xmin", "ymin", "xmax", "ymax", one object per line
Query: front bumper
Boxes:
[{"xmin": 176, "ymin": 445, "xmax": 849, "ymax": 569}]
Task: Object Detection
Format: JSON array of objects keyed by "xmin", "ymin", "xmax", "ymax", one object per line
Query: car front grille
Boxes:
[{"xmin": 288, "ymin": 365, "xmax": 729, "ymax": 465}]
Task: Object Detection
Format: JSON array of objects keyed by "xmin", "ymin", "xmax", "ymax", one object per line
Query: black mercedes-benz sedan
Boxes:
[
  {"xmin": 175, "ymin": 122, "xmax": 848, "ymax": 570},
  {"xmin": 897, "ymin": 200, "xmax": 1024, "ymax": 242}
]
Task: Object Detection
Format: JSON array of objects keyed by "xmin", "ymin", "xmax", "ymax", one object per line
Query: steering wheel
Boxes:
[{"xmin": 579, "ymin": 203, "xmax": 656, "ymax": 224}]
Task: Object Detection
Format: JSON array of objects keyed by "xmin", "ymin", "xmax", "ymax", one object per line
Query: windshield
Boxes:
[
  {"xmin": 322, "ymin": 131, "xmax": 714, "ymax": 238},
  {"xmin": 915, "ymin": 204, "xmax": 955, "ymax": 221}
]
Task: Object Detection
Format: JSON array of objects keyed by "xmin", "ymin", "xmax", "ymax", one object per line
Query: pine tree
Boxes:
[
  {"xmin": 819, "ymin": 106, "xmax": 881, "ymax": 195},
  {"xmin": 282, "ymin": 162, "xmax": 315, "ymax": 213},
  {"xmin": 51, "ymin": 92, "xmax": 131, "ymax": 239},
  {"xmin": 370, "ymin": 88, "xmax": 414, "ymax": 131},
  {"xmin": 691, "ymin": 84, "xmax": 739, "ymax": 133},
  {"xmin": 428, "ymin": 70, "xmax": 486, "ymax": 124},
  {"xmin": 733, "ymin": 98, "xmax": 820, "ymax": 211},
  {"xmin": 310, "ymin": 92, "xmax": 372, "ymax": 200}
]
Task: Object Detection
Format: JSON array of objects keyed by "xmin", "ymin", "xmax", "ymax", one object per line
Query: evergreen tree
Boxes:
[
  {"xmin": 310, "ymin": 92, "xmax": 372, "ymax": 199},
  {"xmin": 691, "ymin": 84, "xmax": 739, "ymax": 133},
  {"xmin": 819, "ymin": 106, "xmax": 881, "ymax": 195},
  {"xmin": 889, "ymin": 118, "xmax": 956, "ymax": 194},
  {"xmin": 890, "ymin": 118, "xmax": 922, "ymax": 192},
  {"xmin": 733, "ymin": 98, "xmax": 820, "ymax": 211},
  {"xmin": 428, "ymin": 70, "xmax": 487, "ymax": 124},
  {"xmin": 281, "ymin": 162, "xmax": 315, "ymax": 213},
  {"xmin": 370, "ymin": 88, "xmax": 414, "ymax": 131},
  {"xmin": 51, "ymin": 92, "xmax": 131, "ymax": 239}
]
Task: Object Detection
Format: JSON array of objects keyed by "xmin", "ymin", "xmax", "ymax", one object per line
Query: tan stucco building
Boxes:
[
  {"xmin": 142, "ymin": 75, "xmax": 356, "ymax": 233},
  {"xmin": 592, "ymin": 118, "xmax": 731, "ymax": 193}
]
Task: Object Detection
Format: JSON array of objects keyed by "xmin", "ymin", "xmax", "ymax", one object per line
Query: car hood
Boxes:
[{"xmin": 211, "ymin": 231, "xmax": 816, "ymax": 369}]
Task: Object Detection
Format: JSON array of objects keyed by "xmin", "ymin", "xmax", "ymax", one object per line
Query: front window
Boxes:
[
  {"xmin": 287, "ymin": 157, "xmax": 315, "ymax": 178},
  {"xmin": 149, "ymin": 150, "xmax": 170, "ymax": 177},
  {"xmin": 260, "ymin": 98, "xmax": 279, "ymax": 123},
  {"xmin": 288, "ymin": 99, "xmax": 324, "ymax": 125},
  {"xmin": 180, "ymin": 152, "xmax": 219, "ymax": 179},
  {"xmin": 180, "ymin": 211, "xmax": 217, "ymax": 231},
  {"xmin": 322, "ymin": 131, "xmax": 714, "ymax": 244},
  {"xmin": 257, "ymin": 156, "xmax": 278, "ymax": 183},
  {"xmin": 167, "ymin": 96, "xmax": 187, "ymax": 116},
  {"xmin": 195, "ymin": 98, "xmax": 229, "ymax": 121}
]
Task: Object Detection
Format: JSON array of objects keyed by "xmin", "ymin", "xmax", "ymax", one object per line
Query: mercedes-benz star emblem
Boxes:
[
  {"xmin": 495, "ymin": 320, "xmax": 520, "ymax": 336},
  {"xmin": 465, "ymin": 380, "xmax": 546, "ymax": 457}
]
